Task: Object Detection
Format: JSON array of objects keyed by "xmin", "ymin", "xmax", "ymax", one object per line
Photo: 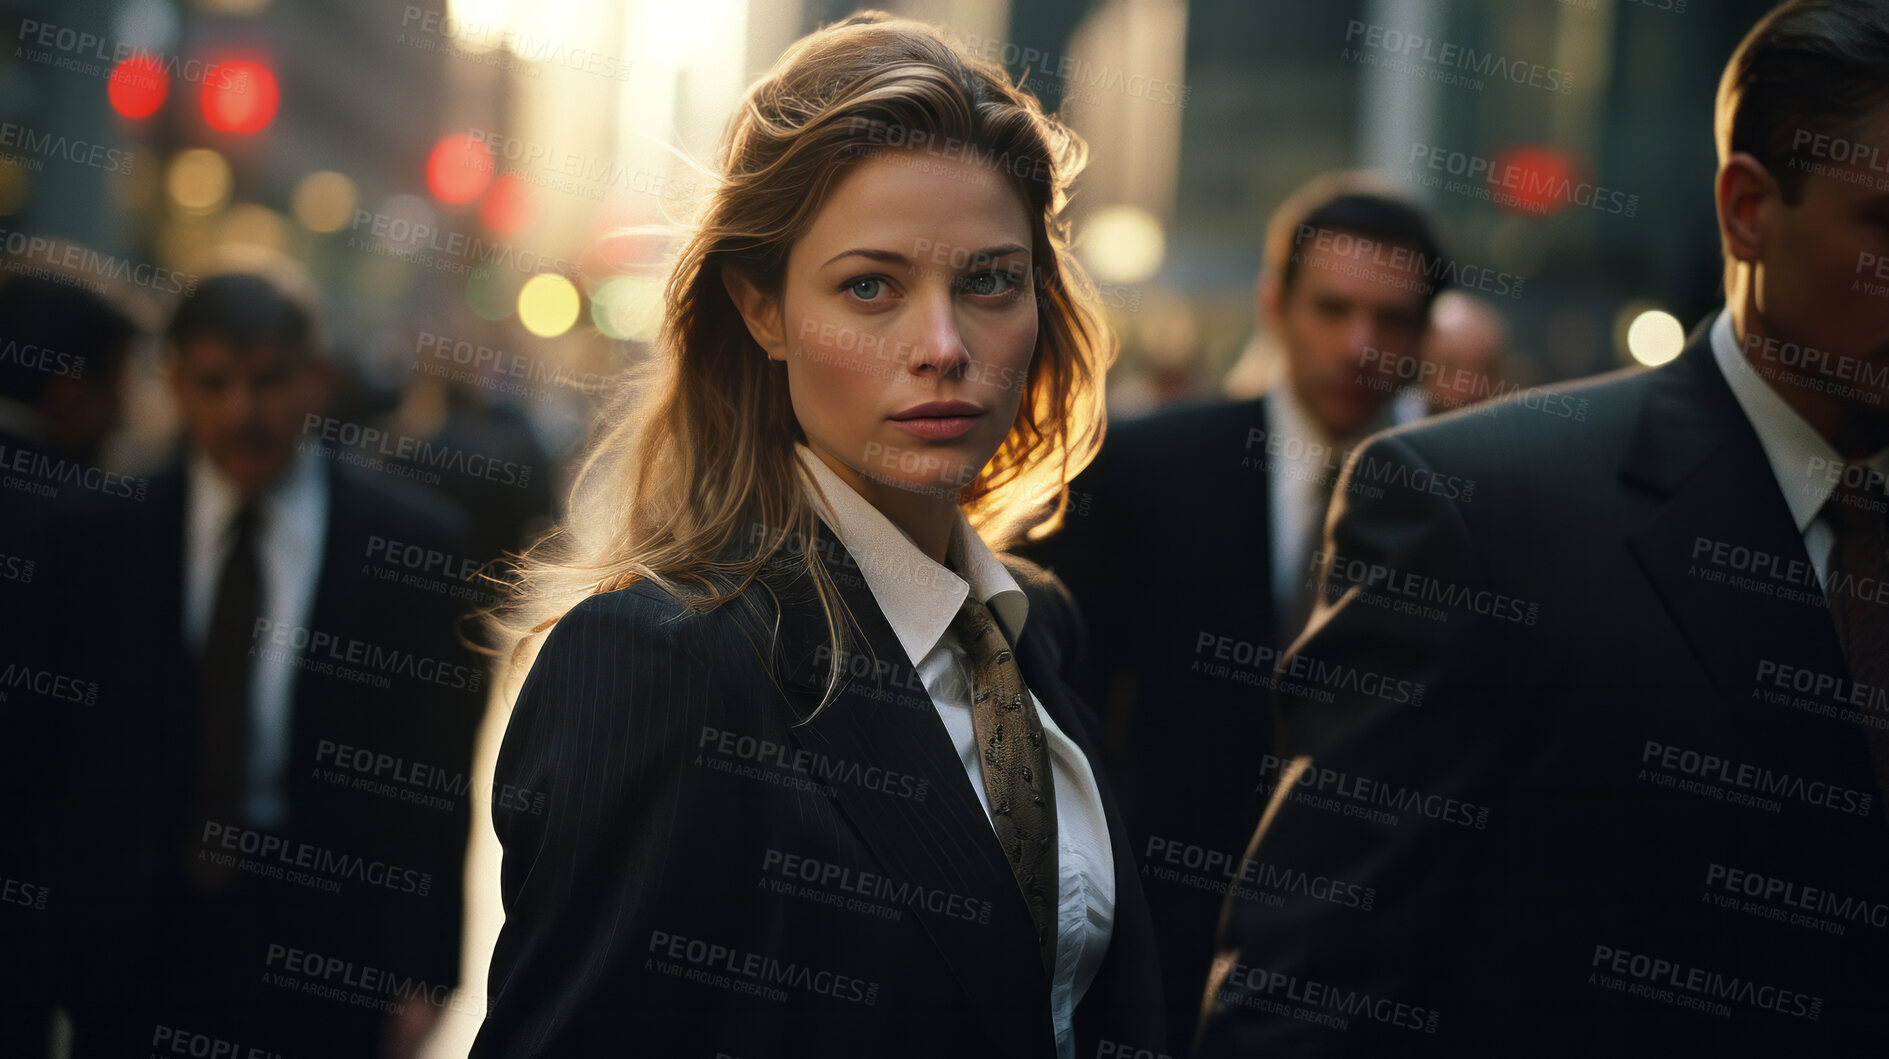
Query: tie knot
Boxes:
[
  {"xmin": 1823, "ymin": 466, "xmax": 1888, "ymax": 536},
  {"xmin": 230, "ymin": 501, "xmax": 263, "ymax": 536},
  {"xmin": 951, "ymin": 595, "xmax": 1004, "ymax": 652}
]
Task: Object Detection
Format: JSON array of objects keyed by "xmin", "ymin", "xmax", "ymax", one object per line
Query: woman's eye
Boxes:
[
  {"xmin": 961, "ymin": 270, "xmax": 1021, "ymax": 297},
  {"xmin": 845, "ymin": 276, "xmax": 888, "ymax": 301}
]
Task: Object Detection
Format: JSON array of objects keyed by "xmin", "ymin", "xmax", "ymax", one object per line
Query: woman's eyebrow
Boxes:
[{"xmin": 821, "ymin": 243, "xmax": 1029, "ymax": 269}]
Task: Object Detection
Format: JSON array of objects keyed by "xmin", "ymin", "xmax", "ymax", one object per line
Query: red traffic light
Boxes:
[
  {"xmin": 201, "ymin": 59, "xmax": 280, "ymax": 135},
  {"xmin": 108, "ymin": 55, "xmax": 169, "ymax": 120},
  {"xmin": 426, "ymin": 133, "xmax": 495, "ymax": 206}
]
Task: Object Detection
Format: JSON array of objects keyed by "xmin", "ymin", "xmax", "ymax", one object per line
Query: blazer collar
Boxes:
[
  {"xmin": 1619, "ymin": 320, "xmax": 1869, "ymax": 778},
  {"xmin": 794, "ymin": 444, "xmax": 1030, "ymax": 661},
  {"xmin": 756, "ymin": 514, "xmax": 1163, "ymax": 1053}
]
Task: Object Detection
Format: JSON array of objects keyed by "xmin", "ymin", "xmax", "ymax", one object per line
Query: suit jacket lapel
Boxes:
[
  {"xmin": 1621, "ymin": 327, "xmax": 1869, "ymax": 775},
  {"xmin": 760, "ymin": 526, "xmax": 1054, "ymax": 1052},
  {"xmin": 1243, "ymin": 395, "xmax": 1279, "ymax": 651}
]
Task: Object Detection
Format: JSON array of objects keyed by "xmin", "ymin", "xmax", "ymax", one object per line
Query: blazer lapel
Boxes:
[
  {"xmin": 1241, "ymin": 395, "xmax": 1279, "ymax": 651},
  {"xmin": 762, "ymin": 526, "xmax": 1055, "ymax": 1053},
  {"xmin": 1621, "ymin": 328, "xmax": 1871, "ymax": 777}
]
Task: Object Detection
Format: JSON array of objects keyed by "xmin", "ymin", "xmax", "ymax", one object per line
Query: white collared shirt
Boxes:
[
  {"xmin": 1709, "ymin": 310, "xmax": 1889, "ymax": 590},
  {"xmin": 1268, "ymin": 383, "xmax": 1392, "ymax": 637},
  {"xmin": 1266, "ymin": 384, "xmax": 1333, "ymax": 636},
  {"xmin": 795, "ymin": 444, "xmax": 1115, "ymax": 1059},
  {"xmin": 185, "ymin": 445, "xmax": 330, "ymax": 829}
]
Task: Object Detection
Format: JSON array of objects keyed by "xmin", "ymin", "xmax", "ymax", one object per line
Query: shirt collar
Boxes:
[
  {"xmin": 1708, "ymin": 309, "xmax": 1889, "ymax": 532},
  {"xmin": 1263, "ymin": 382, "xmax": 1330, "ymax": 462},
  {"xmin": 1264, "ymin": 379, "xmax": 1396, "ymax": 455},
  {"xmin": 188, "ymin": 443, "xmax": 329, "ymax": 544},
  {"xmin": 795, "ymin": 443, "xmax": 1029, "ymax": 666}
]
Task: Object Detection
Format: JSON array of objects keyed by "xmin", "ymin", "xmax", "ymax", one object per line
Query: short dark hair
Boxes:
[
  {"xmin": 1718, "ymin": 0, "xmax": 1889, "ymax": 204},
  {"xmin": 167, "ymin": 257, "xmax": 323, "ymax": 361},
  {"xmin": 0, "ymin": 274, "xmax": 138, "ymax": 405},
  {"xmin": 1264, "ymin": 172, "xmax": 1449, "ymax": 310}
]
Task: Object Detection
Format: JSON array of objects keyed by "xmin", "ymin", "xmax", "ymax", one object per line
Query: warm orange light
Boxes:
[
  {"xmin": 479, "ymin": 172, "xmax": 537, "ymax": 234},
  {"xmin": 426, "ymin": 134, "xmax": 494, "ymax": 206},
  {"xmin": 201, "ymin": 59, "xmax": 279, "ymax": 134},
  {"xmin": 1491, "ymin": 145, "xmax": 1579, "ymax": 217},
  {"xmin": 108, "ymin": 55, "xmax": 169, "ymax": 120}
]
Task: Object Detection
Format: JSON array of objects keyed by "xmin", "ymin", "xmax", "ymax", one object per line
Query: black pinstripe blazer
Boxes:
[{"xmin": 471, "ymin": 522, "xmax": 1166, "ymax": 1058}]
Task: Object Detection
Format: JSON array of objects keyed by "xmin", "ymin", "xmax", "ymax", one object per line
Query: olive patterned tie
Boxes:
[{"xmin": 950, "ymin": 595, "xmax": 1059, "ymax": 977}]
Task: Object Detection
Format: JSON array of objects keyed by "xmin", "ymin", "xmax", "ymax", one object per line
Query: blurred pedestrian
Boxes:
[
  {"xmin": 1200, "ymin": 2, "xmax": 1889, "ymax": 1053},
  {"xmin": 1027, "ymin": 172, "xmax": 1449, "ymax": 1055},
  {"xmin": 44, "ymin": 255, "xmax": 487, "ymax": 1059}
]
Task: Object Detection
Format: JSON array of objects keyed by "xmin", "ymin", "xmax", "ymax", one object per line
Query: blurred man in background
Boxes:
[
  {"xmin": 1200, "ymin": 1, "xmax": 1889, "ymax": 1053},
  {"xmin": 42, "ymin": 257, "xmax": 487, "ymax": 1058},
  {"xmin": 1029, "ymin": 173, "xmax": 1448, "ymax": 1053},
  {"xmin": 0, "ymin": 273, "xmax": 138, "ymax": 468},
  {"xmin": 1419, "ymin": 289, "xmax": 1512, "ymax": 415},
  {"xmin": 0, "ymin": 270, "xmax": 140, "ymax": 1058}
]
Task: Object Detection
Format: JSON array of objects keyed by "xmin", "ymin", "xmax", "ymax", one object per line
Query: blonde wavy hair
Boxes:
[{"xmin": 488, "ymin": 11, "xmax": 1114, "ymax": 711}]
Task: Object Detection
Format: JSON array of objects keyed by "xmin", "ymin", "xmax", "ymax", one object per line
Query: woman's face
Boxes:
[{"xmin": 729, "ymin": 148, "xmax": 1040, "ymax": 503}]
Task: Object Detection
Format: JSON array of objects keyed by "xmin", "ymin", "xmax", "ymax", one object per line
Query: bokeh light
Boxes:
[
  {"xmin": 166, "ymin": 148, "xmax": 233, "ymax": 214},
  {"xmin": 590, "ymin": 274, "xmax": 664, "ymax": 342},
  {"xmin": 1492, "ymin": 146, "xmax": 1580, "ymax": 217},
  {"xmin": 1079, "ymin": 204, "xmax": 1165, "ymax": 286},
  {"xmin": 426, "ymin": 134, "xmax": 494, "ymax": 206},
  {"xmin": 291, "ymin": 171, "xmax": 359, "ymax": 233},
  {"xmin": 479, "ymin": 172, "xmax": 539, "ymax": 234},
  {"xmin": 518, "ymin": 273, "xmax": 581, "ymax": 337},
  {"xmin": 108, "ymin": 55, "xmax": 169, "ymax": 120},
  {"xmin": 446, "ymin": 0, "xmax": 517, "ymax": 54},
  {"xmin": 201, "ymin": 59, "xmax": 280, "ymax": 134},
  {"xmin": 215, "ymin": 203, "xmax": 292, "ymax": 252},
  {"xmin": 1624, "ymin": 307, "xmax": 1685, "ymax": 367}
]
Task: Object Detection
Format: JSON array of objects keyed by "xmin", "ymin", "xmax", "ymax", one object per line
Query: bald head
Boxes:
[{"xmin": 1421, "ymin": 292, "xmax": 1509, "ymax": 414}]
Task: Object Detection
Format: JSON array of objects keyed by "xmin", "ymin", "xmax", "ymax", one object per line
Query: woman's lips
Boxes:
[{"xmin": 890, "ymin": 414, "xmax": 981, "ymax": 440}]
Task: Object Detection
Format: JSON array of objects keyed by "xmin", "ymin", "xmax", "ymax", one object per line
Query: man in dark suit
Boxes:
[
  {"xmin": 42, "ymin": 260, "xmax": 488, "ymax": 1058},
  {"xmin": 0, "ymin": 271, "xmax": 140, "ymax": 1057},
  {"xmin": 1029, "ymin": 175, "xmax": 1449, "ymax": 1051},
  {"xmin": 1199, "ymin": 2, "xmax": 1889, "ymax": 1054}
]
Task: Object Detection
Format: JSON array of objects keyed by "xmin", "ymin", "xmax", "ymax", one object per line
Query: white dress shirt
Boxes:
[
  {"xmin": 1709, "ymin": 310, "xmax": 1889, "ymax": 590},
  {"xmin": 185, "ymin": 445, "xmax": 330, "ymax": 829},
  {"xmin": 1266, "ymin": 384, "xmax": 1334, "ymax": 634},
  {"xmin": 795, "ymin": 444, "xmax": 1115, "ymax": 1059},
  {"xmin": 1266, "ymin": 383, "xmax": 1422, "ymax": 634}
]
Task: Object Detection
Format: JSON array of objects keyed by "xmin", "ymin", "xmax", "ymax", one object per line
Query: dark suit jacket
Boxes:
[
  {"xmin": 1198, "ymin": 325, "xmax": 1889, "ymax": 1057},
  {"xmin": 471, "ymin": 528, "xmax": 1166, "ymax": 1058},
  {"xmin": 1024, "ymin": 396, "xmax": 1285, "ymax": 1052},
  {"xmin": 0, "ymin": 426, "xmax": 104, "ymax": 1055},
  {"xmin": 43, "ymin": 459, "xmax": 487, "ymax": 1057}
]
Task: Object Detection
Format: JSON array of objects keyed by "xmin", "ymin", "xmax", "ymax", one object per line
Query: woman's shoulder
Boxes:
[
  {"xmin": 998, "ymin": 552, "xmax": 1078, "ymax": 614},
  {"xmin": 542, "ymin": 579, "xmax": 746, "ymax": 669}
]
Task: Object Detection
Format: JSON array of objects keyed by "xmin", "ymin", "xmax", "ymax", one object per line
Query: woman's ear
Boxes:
[{"xmin": 722, "ymin": 265, "xmax": 789, "ymax": 361}]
